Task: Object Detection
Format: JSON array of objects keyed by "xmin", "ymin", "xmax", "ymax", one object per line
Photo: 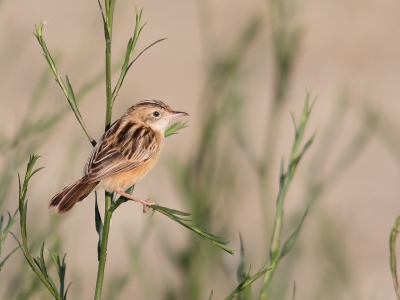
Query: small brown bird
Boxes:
[{"xmin": 49, "ymin": 100, "xmax": 188, "ymax": 214}]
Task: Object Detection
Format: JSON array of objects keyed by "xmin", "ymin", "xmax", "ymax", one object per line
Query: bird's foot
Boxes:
[
  {"xmin": 142, "ymin": 199, "xmax": 159, "ymax": 214},
  {"xmin": 116, "ymin": 190, "xmax": 158, "ymax": 215}
]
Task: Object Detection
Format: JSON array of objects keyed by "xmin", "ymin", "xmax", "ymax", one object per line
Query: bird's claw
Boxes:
[{"xmin": 142, "ymin": 199, "xmax": 158, "ymax": 215}]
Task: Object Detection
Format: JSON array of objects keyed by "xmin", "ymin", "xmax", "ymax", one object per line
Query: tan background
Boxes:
[{"xmin": 1, "ymin": 0, "xmax": 400, "ymax": 299}]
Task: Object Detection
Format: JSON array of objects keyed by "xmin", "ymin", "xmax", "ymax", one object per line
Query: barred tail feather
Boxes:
[{"xmin": 49, "ymin": 176, "xmax": 99, "ymax": 214}]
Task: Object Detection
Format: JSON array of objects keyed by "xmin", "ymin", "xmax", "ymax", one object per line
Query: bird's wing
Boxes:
[{"xmin": 85, "ymin": 120, "xmax": 159, "ymax": 181}]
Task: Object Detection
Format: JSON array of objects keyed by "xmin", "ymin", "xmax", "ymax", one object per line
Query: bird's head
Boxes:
[{"xmin": 127, "ymin": 100, "xmax": 188, "ymax": 134}]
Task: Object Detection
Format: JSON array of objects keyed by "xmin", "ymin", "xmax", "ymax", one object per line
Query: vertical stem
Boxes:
[
  {"xmin": 259, "ymin": 186, "xmax": 286, "ymax": 300},
  {"xmin": 95, "ymin": 1, "xmax": 116, "ymax": 299},
  {"xmin": 105, "ymin": 37, "xmax": 113, "ymax": 129},
  {"xmin": 259, "ymin": 99, "xmax": 312, "ymax": 300},
  {"xmin": 94, "ymin": 192, "xmax": 113, "ymax": 300},
  {"xmin": 260, "ymin": 201, "xmax": 283, "ymax": 300}
]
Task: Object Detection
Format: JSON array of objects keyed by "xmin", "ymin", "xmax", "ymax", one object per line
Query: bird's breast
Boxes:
[{"xmin": 101, "ymin": 154, "xmax": 160, "ymax": 192}]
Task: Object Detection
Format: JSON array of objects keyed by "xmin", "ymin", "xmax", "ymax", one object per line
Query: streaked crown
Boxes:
[{"xmin": 124, "ymin": 99, "xmax": 188, "ymax": 133}]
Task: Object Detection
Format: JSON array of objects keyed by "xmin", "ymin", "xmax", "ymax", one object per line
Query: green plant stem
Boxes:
[
  {"xmin": 95, "ymin": 1, "xmax": 115, "ymax": 298},
  {"xmin": 94, "ymin": 192, "xmax": 113, "ymax": 300},
  {"xmin": 259, "ymin": 101, "xmax": 285, "ymax": 227},
  {"xmin": 259, "ymin": 179, "xmax": 287, "ymax": 299},
  {"xmin": 34, "ymin": 23, "xmax": 96, "ymax": 147},
  {"xmin": 11, "ymin": 155, "xmax": 64, "ymax": 300},
  {"xmin": 105, "ymin": 37, "xmax": 113, "ymax": 129},
  {"xmin": 259, "ymin": 96, "xmax": 313, "ymax": 300}
]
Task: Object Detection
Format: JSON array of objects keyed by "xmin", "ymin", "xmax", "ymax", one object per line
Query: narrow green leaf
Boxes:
[
  {"xmin": 108, "ymin": 197, "xmax": 128, "ymax": 213},
  {"xmin": 51, "ymin": 250, "xmax": 70, "ymax": 299},
  {"xmin": 0, "ymin": 215, "xmax": 3, "ymax": 244},
  {"xmin": 33, "ymin": 257, "xmax": 42, "ymax": 271},
  {"xmin": 298, "ymin": 132, "xmax": 316, "ymax": 159},
  {"xmin": 152, "ymin": 205, "xmax": 191, "ymax": 217},
  {"xmin": 164, "ymin": 121, "xmax": 187, "ymax": 138},
  {"xmin": 2, "ymin": 210, "xmax": 17, "ymax": 242},
  {"xmin": 65, "ymin": 76, "xmax": 77, "ymax": 105},
  {"xmin": 237, "ymin": 233, "xmax": 246, "ymax": 282},
  {"xmin": 225, "ymin": 264, "xmax": 271, "ymax": 300},
  {"xmin": 138, "ymin": 22, "xmax": 147, "ymax": 36},
  {"xmin": 28, "ymin": 167, "xmax": 45, "ymax": 181},
  {"xmin": 10, "ymin": 232, "xmax": 31, "ymax": 264},
  {"xmin": 96, "ymin": 0, "xmax": 106, "ymax": 26},
  {"xmin": 280, "ymin": 204, "xmax": 309, "ymax": 259},
  {"xmin": 237, "ymin": 233, "xmax": 252, "ymax": 300},
  {"xmin": 290, "ymin": 112, "xmax": 298, "ymax": 136},
  {"xmin": 127, "ymin": 38, "xmax": 167, "ymax": 71},
  {"xmin": 59, "ymin": 254, "xmax": 67, "ymax": 298},
  {"xmin": 108, "ymin": 186, "xmax": 134, "ymax": 213},
  {"xmin": 0, "ymin": 246, "xmax": 19, "ymax": 271},
  {"xmin": 279, "ymin": 159, "xmax": 285, "ymax": 188},
  {"xmin": 95, "ymin": 193, "xmax": 103, "ymax": 261},
  {"xmin": 139, "ymin": 7, "xmax": 144, "ymax": 20},
  {"xmin": 63, "ymin": 282, "xmax": 73, "ymax": 300},
  {"xmin": 5, "ymin": 209, "xmax": 18, "ymax": 232},
  {"xmin": 38, "ymin": 243, "xmax": 53, "ymax": 286},
  {"xmin": 151, "ymin": 205, "xmax": 234, "ymax": 254},
  {"xmin": 51, "ymin": 252, "xmax": 61, "ymax": 275},
  {"xmin": 17, "ymin": 173, "xmax": 21, "ymax": 202},
  {"xmin": 9, "ymin": 232, "xmax": 22, "ymax": 251}
]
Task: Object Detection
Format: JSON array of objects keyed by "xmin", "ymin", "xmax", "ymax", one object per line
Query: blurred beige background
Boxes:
[{"xmin": 1, "ymin": 0, "xmax": 400, "ymax": 299}]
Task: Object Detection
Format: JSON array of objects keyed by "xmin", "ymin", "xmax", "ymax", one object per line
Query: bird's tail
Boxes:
[{"xmin": 49, "ymin": 176, "xmax": 99, "ymax": 214}]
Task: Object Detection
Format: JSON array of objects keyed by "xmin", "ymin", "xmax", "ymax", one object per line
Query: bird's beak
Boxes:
[{"xmin": 168, "ymin": 111, "xmax": 189, "ymax": 119}]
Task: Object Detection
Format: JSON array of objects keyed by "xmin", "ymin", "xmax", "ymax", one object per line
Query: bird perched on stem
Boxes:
[{"xmin": 49, "ymin": 100, "xmax": 188, "ymax": 214}]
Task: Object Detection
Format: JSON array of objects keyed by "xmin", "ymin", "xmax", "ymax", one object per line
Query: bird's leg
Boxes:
[{"xmin": 116, "ymin": 190, "xmax": 158, "ymax": 214}]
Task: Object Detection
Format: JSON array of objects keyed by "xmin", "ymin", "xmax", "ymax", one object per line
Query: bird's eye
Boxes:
[{"xmin": 153, "ymin": 111, "xmax": 160, "ymax": 117}]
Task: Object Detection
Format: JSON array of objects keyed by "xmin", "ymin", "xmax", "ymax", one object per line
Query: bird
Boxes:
[{"xmin": 49, "ymin": 100, "xmax": 188, "ymax": 214}]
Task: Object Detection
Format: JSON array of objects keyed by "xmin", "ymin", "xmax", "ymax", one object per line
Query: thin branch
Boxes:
[{"xmin": 34, "ymin": 22, "xmax": 96, "ymax": 146}]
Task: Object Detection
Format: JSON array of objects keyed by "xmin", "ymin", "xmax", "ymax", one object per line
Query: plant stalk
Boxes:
[
  {"xmin": 105, "ymin": 37, "xmax": 113, "ymax": 129},
  {"xmin": 259, "ymin": 184, "xmax": 286, "ymax": 300},
  {"xmin": 94, "ymin": 192, "xmax": 113, "ymax": 300},
  {"xmin": 259, "ymin": 96, "xmax": 313, "ymax": 300},
  {"xmin": 95, "ymin": 1, "xmax": 115, "ymax": 298}
]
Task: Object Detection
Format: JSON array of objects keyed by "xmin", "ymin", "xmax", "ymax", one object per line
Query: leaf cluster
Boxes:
[
  {"xmin": 210, "ymin": 95, "xmax": 315, "ymax": 299},
  {"xmin": 110, "ymin": 7, "xmax": 166, "ymax": 106},
  {"xmin": 222, "ymin": 235, "xmax": 270, "ymax": 300},
  {"xmin": 10, "ymin": 155, "xmax": 71, "ymax": 300},
  {"xmin": 260, "ymin": 94, "xmax": 314, "ymax": 299}
]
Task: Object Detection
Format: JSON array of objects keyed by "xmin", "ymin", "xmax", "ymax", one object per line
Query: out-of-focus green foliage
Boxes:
[
  {"xmin": 11, "ymin": 155, "xmax": 70, "ymax": 300},
  {"xmin": 0, "ymin": 0, "xmax": 391, "ymax": 299}
]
